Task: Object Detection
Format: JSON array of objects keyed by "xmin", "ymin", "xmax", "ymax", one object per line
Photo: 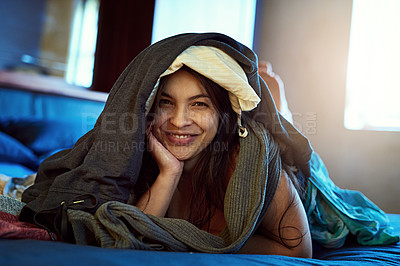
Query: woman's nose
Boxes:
[{"xmin": 169, "ymin": 107, "xmax": 192, "ymax": 128}]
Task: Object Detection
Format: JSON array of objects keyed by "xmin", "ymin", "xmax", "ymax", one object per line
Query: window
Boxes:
[
  {"xmin": 65, "ymin": 0, "xmax": 99, "ymax": 87},
  {"xmin": 151, "ymin": 0, "xmax": 257, "ymax": 48},
  {"xmin": 345, "ymin": 0, "xmax": 400, "ymax": 131}
]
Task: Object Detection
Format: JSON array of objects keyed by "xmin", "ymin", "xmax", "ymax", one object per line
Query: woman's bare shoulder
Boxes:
[{"xmin": 255, "ymin": 170, "xmax": 312, "ymax": 257}]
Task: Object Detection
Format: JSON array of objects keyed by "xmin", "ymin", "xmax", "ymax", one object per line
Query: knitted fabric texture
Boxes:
[{"xmin": 67, "ymin": 122, "xmax": 281, "ymax": 252}]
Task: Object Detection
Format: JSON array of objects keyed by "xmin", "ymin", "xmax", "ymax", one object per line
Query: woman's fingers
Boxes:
[{"xmin": 147, "ymin": 130, "xmax": 183, "ymax": 176}]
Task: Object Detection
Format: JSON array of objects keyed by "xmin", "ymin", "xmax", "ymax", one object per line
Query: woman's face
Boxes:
[{"xmin": 151, "ymin": 69, "xmax": 219, "ymax": 162}]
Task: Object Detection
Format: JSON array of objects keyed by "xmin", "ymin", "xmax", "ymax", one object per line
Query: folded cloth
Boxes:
[
  {"xmin": 0, "ymin": 174, "xmax": 36, "ymax": 201},
  {"xmin": 0, "ymin": 194, "xmax": 25, "ymax": 215},
  {"xmin": 0, "ymin": 195, "xmax": 56, "ymax": 240},
  {"xmin": 304, "ymin": 152, "xmax": 399, "ymax": 248},
  {"xmin": 0, "ymin": 210, "xmax": 56, "ymax": 240}
]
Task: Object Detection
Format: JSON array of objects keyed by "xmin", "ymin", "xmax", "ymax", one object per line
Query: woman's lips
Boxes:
[{"xmin": 165, "ymin": 132, "xmax": 197, "ymax": 145}]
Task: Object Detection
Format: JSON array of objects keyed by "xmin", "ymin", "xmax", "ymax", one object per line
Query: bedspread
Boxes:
[{"xmin": 0, "ymin": 213, "xmax": 399, "ymax": 266}]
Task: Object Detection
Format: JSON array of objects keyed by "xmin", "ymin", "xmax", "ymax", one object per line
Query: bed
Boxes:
[
  {"xmin": 0, "ymin": 218, "xmax": 399, "ymax": 265},
  {"xmin": 0, "ymin": 71, "xmax": 399, "ymax": 265}
]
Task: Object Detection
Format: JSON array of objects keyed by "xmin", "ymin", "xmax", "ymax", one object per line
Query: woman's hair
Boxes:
[{"xmin": 137, "ymin": 65, "xmax": 239, "ymax": 230}]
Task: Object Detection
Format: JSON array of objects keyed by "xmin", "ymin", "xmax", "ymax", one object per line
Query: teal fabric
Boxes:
[{"xmin": 304, "ymin": 152, "xmax": 399, "ymax": 248}]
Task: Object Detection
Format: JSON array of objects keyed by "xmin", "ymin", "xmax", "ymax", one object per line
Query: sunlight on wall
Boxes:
[
  {"xmin": 151, "ymin": 0, "xmax": 257, "ymax": 48},
  {"xmin": 345, "ymin": 0, "xmax": 400, "ymax": 131}
]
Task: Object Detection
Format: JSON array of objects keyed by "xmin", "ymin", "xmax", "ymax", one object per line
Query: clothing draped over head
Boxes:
[
  {"xmin": 145, "ymin": 45, "xmax": 262, "ymax": 137},
  {"xmin": 19, "ymin": 33, "xmax": 313, "ymax": 251}
]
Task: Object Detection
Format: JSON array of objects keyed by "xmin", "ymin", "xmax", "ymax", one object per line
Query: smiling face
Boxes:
[{"xmin": 151, "ymin": 69, "xmax": 219, "ymax": 163}]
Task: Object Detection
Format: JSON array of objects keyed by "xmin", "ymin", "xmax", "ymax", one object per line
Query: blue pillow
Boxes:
[
  {"xmin": 0, "ymin": 118, "xmax": 89, "ymax": 156},
  {"xmin": 0, "ymin": 131, "xmax": 39, "ymax": 171}
]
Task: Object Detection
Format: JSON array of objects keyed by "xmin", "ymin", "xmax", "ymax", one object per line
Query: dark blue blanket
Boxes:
[{"xmin": 1, "ymin": 214, "xmax": 399, "ymax": 266}]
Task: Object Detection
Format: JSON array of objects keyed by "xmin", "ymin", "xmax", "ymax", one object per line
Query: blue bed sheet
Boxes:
[{"xmin": 0, "ymin": 214, "xmax": 399, "ymax": 266}]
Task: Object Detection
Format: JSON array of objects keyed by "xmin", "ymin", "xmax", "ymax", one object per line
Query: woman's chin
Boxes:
[
  {"xmin": 168, "ymin": 149, "xmax": 199, "ymax": 163},
  {"xmin": 170, "ymin": 152, "xmax": 192, "ymax": 161}
]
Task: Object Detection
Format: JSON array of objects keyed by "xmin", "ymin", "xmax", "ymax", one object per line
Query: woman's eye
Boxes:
[
  {"xmin": 193, "ymin": 102, "xmax": 208, "ymax": 107},
  {"xmin": 159, "ymin": 99, "xmax": 172, "ymax": 106}
]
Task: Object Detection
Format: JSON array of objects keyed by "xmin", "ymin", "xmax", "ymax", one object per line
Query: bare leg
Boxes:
[{"xmin": 258, "ymin": 61, "xmax": 293, "ymax": 123}]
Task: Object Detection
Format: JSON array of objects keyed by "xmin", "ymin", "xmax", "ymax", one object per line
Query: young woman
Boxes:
[
  {"xmin": 19, "ymin": 33, "xmax": 398, "ymax": 255},
  {"xmin": 135, "ymin": 65, "xmax": 312, "ymax": 257}
]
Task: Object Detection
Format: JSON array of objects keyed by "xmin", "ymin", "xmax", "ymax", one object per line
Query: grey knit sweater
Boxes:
[{"xmin": 67, "ymin": 122, "xmax": 280, "ymax": 252}]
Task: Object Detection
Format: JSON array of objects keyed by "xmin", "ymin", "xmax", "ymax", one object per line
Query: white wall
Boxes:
[{"xmin": 254, "ymin": 0, "xmax": 400, "ymax": 213}]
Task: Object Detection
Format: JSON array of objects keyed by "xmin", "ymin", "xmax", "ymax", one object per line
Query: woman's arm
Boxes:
[
  {"xmin": 238, "ymin": 170, "xmax": 312, "ymax": 258},
  {"xmin": 135, "ymin": 131, "xmax": 183, "ymax": 217}
]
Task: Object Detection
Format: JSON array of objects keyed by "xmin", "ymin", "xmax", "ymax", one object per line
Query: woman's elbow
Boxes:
[
  {"xmin": 291, "ymin": 243, "xmax": 313, "ymax": 258},
  {"xmin": 282, "ymin": 231, "xmax": 313, "ymax": 258},
  {"xmin": 238, "ymin": 233, "xmax": 313, "ymax": 258}
]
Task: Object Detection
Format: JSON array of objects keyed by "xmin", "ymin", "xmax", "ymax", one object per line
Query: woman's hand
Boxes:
[
  {"xmin": 146, "ymin": 125, "xmax": 184, "ymax": 177},
  {"xmin": 135, "ymin": 125, "xmax": 184, "ymax": 217}
]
